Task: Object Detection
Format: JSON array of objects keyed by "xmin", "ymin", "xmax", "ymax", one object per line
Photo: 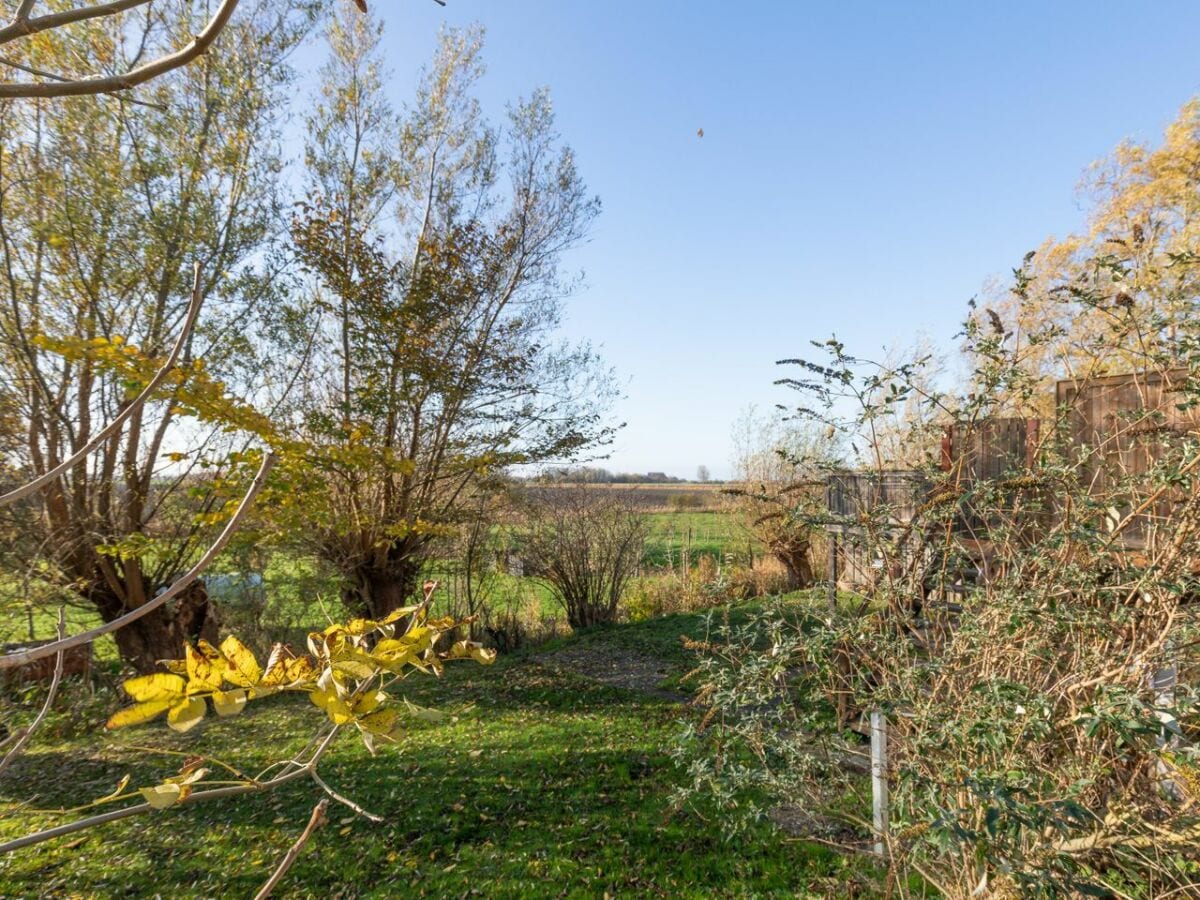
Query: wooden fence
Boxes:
[
  {"xmin": 824, "ymin": 369, "xmax": 1200, "ymax": 585},
  {"xmin": 1056, "ymin": 370, "xmax": 1200, "ymax": 548}
]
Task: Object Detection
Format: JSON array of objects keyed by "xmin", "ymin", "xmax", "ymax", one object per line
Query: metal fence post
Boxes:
[
  {"xmin": 1152, "ymin": 648, "xmax": 1182, "ymax": 801},
  {"xmin": 870, "ymin": 710, "xmax": 889, "ymax": 859}
]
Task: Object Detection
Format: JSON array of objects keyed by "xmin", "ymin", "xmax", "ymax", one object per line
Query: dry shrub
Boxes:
[
  {"xmin": 522, "ymin": 486, "xmax": 647, "ymax": 628},
  {"xmin": 726, "ymin": 556, "xmax": 792, "ymax": 601},
  {"xmin": 675, "ymin": 326, "xmax": 1200, "ymax": 897},
  {"xmin": 623, "ymin": 556, "xmax": 796, "ymax": 621}
]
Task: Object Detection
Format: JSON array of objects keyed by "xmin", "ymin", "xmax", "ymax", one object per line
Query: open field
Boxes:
[
  {"xmin": 520, "ymin": 482, "xmax": 735, "ymax": 512},
  {"xmin": 642, "ymin": 509, "xmax": 758, "ymax": 570},
  {"xmin": 0, "ymin": 595, "xmax": 881, "ymax": 898}
]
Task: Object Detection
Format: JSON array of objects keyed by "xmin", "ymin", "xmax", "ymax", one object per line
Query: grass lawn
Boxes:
[{"xmin": 0, "ymin": 598, "xmax": 875, "ymax": 898}]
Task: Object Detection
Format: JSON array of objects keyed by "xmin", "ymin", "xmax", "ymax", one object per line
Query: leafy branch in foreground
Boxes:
[{"xmin": 2, "ymin": 582, "xmax": 495, "ymax": 859}]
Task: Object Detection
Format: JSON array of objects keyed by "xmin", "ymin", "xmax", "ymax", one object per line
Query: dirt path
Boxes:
[{"xmin": 536, "ymin": 644, "xmax": 689, "ymax": 702}]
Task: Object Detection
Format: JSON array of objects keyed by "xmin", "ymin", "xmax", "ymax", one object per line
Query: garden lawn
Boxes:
[{"xmin": 0, "ymin": 600, "xmax": 869, "ymax": 898}]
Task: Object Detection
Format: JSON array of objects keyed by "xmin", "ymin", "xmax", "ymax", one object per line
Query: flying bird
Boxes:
[{"xmin": 697, "ymin": 128, "xmax": 704, "ymax": 139}]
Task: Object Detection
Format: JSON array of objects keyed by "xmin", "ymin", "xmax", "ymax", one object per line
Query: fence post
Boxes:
[
  {"xmin": 870, "ymin": 710, "xmax": 889, "ymax": 859},
  {"xmin": 1152, "ymin": 647, "xmax": 1182, "ymax": 801},
  {"xmin": 827, "ymin": 531, "xmax": 839, "ymax": 616}
]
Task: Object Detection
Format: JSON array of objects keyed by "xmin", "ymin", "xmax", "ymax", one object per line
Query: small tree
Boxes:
[
  {"xmin": 726, "ymin": 407, "xmax": 841, "ymax": 591},
  {"xmin": 523, "ymin": 487, "xmax": 646, "ymax": 628}
]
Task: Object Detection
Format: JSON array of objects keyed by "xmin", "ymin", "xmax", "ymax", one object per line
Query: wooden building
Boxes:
[{"xmin": 824, "ymin": 369, "xmax": 1200, "ymax": 591}]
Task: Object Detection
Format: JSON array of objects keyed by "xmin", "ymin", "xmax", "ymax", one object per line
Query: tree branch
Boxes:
[
  {"xmin": 0, "ymin": 726, "xmax": 342, "ymax": 855},
  {"xmin": 0, "ymin": 263, "xmax": 204, "ymax": 508},
  {"xmin": 0, "ymin": 0, "xmax": 241, "ymax": 99},
  {"xmin": 253, "ymin": 799, "xmax": 329, "ymax": 900},
  {"xmin": 0, "ymin": 0, "xmax": 153, "ymax": 47},
  {"xmin": 0, "ymin": 0, "xmax": 448, "ymax": 99},
  {"xmin": 0, "ymin": 608, "xmax": 66, "ymax": 777}
]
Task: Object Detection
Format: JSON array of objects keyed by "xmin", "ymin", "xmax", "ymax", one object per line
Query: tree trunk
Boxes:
[
  {"xmin": 91, "ymin": 580, "xmax": 220, "ymax": 673},
  {"xmin": 343, "ymin": 546, "xmax": 423, "ymax": 620},
  {"xmin": 775, "ymin": 541, "xmax": 815, "ymax": 591}
]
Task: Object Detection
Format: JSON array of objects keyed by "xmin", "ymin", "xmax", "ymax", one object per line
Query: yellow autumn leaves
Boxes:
[
  {"xmin": 106, "ymin": 607, "xmax": 497, "ymax": 755},
  {"xmin": 106, "ymin": 636, "xmax": 316, "ymax": 732}
]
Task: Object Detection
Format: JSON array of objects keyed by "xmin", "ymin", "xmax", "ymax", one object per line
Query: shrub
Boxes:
[
  {"xmin": 675, "ymin": 322, "xmax": 1200, "ymax": 896},
  {"xmin": 522, "ymin": 487, "xmax": 647, "ymax": 628}
]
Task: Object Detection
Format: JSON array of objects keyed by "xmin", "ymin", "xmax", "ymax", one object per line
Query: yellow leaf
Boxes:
[
  {"xmin": 211, "ymin": 689, "xmax": 247, "ymax": 717},
  {"xmin": 106, "ymin": 700, "xmax": 173, "ymax": 730},
  {"xmin": 185, "ymin": 643, "xmax": 224, "ymax": 695},
  {"xmin": 167, "ymin": 697, "xmax": 207, "ymax": 733},
  {"xmin": 122, "ymin": 673, "xmax": 186, "ymax": 703},
  {"xmin": 140, "ymin": 783, "xmax": 187, "ymax": 809},
  {"xmin": 341, "ymin": 618, "xmax": 378, "ymax": 637},
  {"xmin": 331, "ymin": 653, "xmax": 377, "ymax": 681},
  {"xmin": 219, "ymin": 636, "xmax": 262, "ymax": 687},
  {"xmin": 261, "ymin": 650, "xmax": 316, "ymax": 690},
  {"xmin": 359, "ymin": 707, "xmax": 399, "ymax": 738},
  {"xmin": 447, "ymin": 640, "xmax": 497, "ymax": 666},
  {"xmin": 164, "ymin": 767, "xmax": 209, "ymax": 787},
  {"xmin": 353, "ymin": 690, "xmax": 388, "ymax": 717},
  {"xmin": 309, "ymin": 683, "xmax": 354, "ymax": 725},
  {"xmin": 378, "ymin": 605, "xmax": 422, "ymax": 626},
  {"xmin": 401, "ymin": 699, "xmax": 448, "ymax": 723}
]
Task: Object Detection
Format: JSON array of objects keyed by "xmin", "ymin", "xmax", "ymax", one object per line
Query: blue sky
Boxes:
[{"xmin": 333, "ymin": 1, "xmax": 1200, "ymax": 479}]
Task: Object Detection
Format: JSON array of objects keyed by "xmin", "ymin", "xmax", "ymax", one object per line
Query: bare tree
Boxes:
[{"xmin": 726, "ymin": 406, "xmax": 842, "ymax": 590}]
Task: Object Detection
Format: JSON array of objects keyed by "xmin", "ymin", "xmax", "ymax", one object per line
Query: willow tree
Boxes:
[
  {"xmin": 285, "ymin": 18, "xmax": 613, "ymax": 618},
  {"xmin": 0, "ymin": 1, "xmax": 310, "ymax": 670}
]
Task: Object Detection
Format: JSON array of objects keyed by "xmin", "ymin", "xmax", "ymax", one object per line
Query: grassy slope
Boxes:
[{"xmin": 0, "ymin": 600, "xmax": 868, "ymax": 898}]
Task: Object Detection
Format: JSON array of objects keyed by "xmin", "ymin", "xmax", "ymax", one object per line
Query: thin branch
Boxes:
[
  {"xmin": 0, "ymin": 263, "xmax": 204, "ymax": 508},
  {"xmin": 0, "ymin": 727, "xmax": 342, "ymax": 856},
  {"xmin": 0, "ymin": 0, "xmax": 241, "ymax": 99},
  {"xmin": 309, "ymin": 768, "xmax": 383, "ymax": 822},
  {"xmin": 253, "ymin": 799, "xmax": 329, "ymax": 900},
  {"xmin": 0, "ymin": 54, "xmax": 166, "ymax": 109},
  {"xmin": 0, "ymin": 608, "xmax": 66, "ymax": 777},
  {"xmin": 0, "ymin": 450, "xmax": 276, "ymax": 670},
  {"xmin": 0, "ymin": 0, "xmax": 446, "ymax": 99},
  {"xmin": 0, "ymin": 0, "xmax": 153, "ymax": 46}
]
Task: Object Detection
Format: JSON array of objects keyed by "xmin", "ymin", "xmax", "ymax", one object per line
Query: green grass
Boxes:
[
  {"xmin": 0, "ymin": 599, "xmax": 871, "ymax": 898},
  {"xmin": 642, "ymin": 510, "xmax": 759, "ymax": 569}
]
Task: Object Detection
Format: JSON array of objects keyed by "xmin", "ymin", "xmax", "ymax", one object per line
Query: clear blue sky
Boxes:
[{"xmin": 335, "ymin": 1, "xmax": 1200, "ymax": 479}]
